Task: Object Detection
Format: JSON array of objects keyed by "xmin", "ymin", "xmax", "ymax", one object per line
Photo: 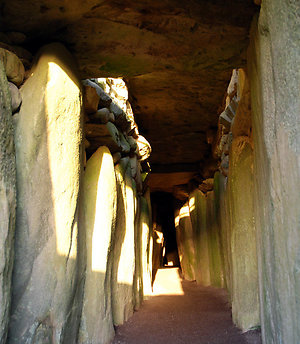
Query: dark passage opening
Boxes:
[{"xmin": 151, "ymin": 192, "xmax": 180, "ymax": 284}]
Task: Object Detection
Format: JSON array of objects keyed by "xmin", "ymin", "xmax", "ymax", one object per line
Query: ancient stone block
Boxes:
[
  {"xmin": 226, "ymin": 138, "xmax": 259, "ymax": 331},
  {"xmin": 111, "ymin": 163, "xmax": 136, "ymax": 326},
  {"xmin": 249, "ymin": 3, "xmax": 300, "ymax": 341},
  {"xmin": 11, "ymin": 43, "xmax": 83, "ymax": 343},
  {"xmin": 175, "ymin": 203, "xmax": 196, "ymax": 281},
  {"xmin": 83, "ymin": 83, "xmax": 100, "ymax": 114},
  {"xmin": 0, "ymin": 57, "xmax": 16, "ymax": 344},
  {"xmin": 188, "ymin": 190, "xmax": 210, "ymax": 286},
  {"xmin": 0, "ymin": 48, "xmax": 24, "ymax": 86},
  {"xmin": 79, "ymin": 146, "xmax": 117, "ymax": 344},
  {"xmin": 8, "ymin": 81, "xmax": 21, "ymax": 113}
]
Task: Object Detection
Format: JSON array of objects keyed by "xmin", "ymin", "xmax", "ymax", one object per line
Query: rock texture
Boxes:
[
  {"xmin": 188, "ymin": 190, "xmax": 211, "ymax": 286},
  {"xmin": 112, "ymin": 161, "xmax": 136, "ymax": 326},
  {"xmin": 249, "ymin": 2, "xmax": 300, "ymax": 342},
  {"xmin": 79, "ymin": 146, "xmax": 117, "ymax": 344},
  {"xmin": 11, "ymin": 43, "xmax": 83, "ymax": 343},
  {"xmin": 175, "ymin": 204, "xmax": 196, "ymax": 281},
  {"xmin": 0, "ymin": 0, "xmax": 256, "ymax": 189},
  {"xmin": 0, "ymin": 58, "xmax": 16, "ymax": 344},
  {"xmin": 221, "ymin": 139, "xmax": 259, "ymax": 331},
  {"xmin": 175, "ymin": 68, "xmax": 259, "ymax": 332}
]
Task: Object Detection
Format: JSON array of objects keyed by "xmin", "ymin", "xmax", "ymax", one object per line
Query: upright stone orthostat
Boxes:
[
  {"xmin": 0, "ymin": 57, "xmax": 16, "ymax": 344},
  {"xmin": 11, "ymin": 43, "xmax": 83, "ymax": 343},
  {"xmin": 227, "ymin": 138, "xmax": 259, "ymax": 331},
  {"xmin": 111, "ymin": 161, "xmax": 136, "ymax": 326},
  {"xmin": 249, "ymin": 1, "xmax": 300, "ymax": 342},
  {"xmin": 79, "ymin": 146, "xmax": 117, "ymax": 344}
]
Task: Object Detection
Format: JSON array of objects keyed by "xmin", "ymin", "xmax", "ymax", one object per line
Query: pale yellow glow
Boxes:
[
  {"xmin": 155, "ymin": 230, "xmax": 164, "ymax": 244},
  {"xmin": 189, "ymin": 196, "xmax": 195, "ymax": 212},
  {"xmin": 116, "ymin": 179, "xmax": 135, "ymax": 285},
  {"xmin": 152, "ymin": 268, "xmax": 184, "ymax": 296},
  {"xmin": 91, "ymin": 151, "xmax": 114, "ymax": 272},
  {"xmin": 46, "ymin": 62, "xmax": 81, "ymax": 259}
]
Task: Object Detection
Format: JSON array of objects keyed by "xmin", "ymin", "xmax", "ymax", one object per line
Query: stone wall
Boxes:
[
  {"xmin": 0, "ymin": 40, "xmax": 153, "ymax": 344},
  {"xmin": 249, "ymin": 1, "xmax": 300, "ymax": 342},
  {"xmin": 175, "ymin": 68, "xmax": 259, "ymax": 332},
  {"xmin": 0, "ymin": 51, "xmax": 17, "ymax": 344}
]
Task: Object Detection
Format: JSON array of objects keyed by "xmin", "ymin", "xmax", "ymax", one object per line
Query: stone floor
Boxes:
[{"xmin": 112, "ymin": 268, "xmax": 261, "ymax": 344}]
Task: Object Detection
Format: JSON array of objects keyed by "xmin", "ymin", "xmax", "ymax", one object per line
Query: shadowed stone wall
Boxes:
[{"xmin": 249, "ymin": 1, "xmax": 300, "ymax": 342}]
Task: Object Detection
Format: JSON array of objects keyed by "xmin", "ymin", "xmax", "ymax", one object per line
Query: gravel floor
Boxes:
[{"xmin": 112, "ymin": 268, "xmax": 261, "ymax": 344}]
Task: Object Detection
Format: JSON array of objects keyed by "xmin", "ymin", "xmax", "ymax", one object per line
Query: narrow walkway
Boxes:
[{"xmin": 113, "ymin": 268, "xmax": 261, "ymax": 344}]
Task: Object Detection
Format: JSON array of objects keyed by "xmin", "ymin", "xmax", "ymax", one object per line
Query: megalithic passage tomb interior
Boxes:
[{"xmin": 0, "ymin": 1, "xmax": 299, "ymax": 343}]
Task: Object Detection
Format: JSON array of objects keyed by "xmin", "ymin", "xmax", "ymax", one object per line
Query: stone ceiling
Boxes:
[{"xmin": 0, "ymin": 0, "xmax": 257, "ymax": 192}]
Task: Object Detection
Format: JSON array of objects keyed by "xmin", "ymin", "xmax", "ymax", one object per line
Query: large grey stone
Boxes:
[
  {"xmin": 226, "ymin": 138, "xmax": 259, "ymax": 331},
  {"xmin": 0, "ymin": 48, "xmax": 24, "ymax": 86},
  {"xmin": 0, "ymin": 56, "xmax": 16, "ymax": 344},
  {"xmin": 249, "ymin": 2, "xmax": 300, "ymax": 342},
  {"xmin": 79, "ymin": 146, "xmax": 117, "ymax": 344},
  {"xmin": 111, "ymin": 162, "xmax": 136, "ymax": 326},
  {"xmin": 175, "ymin": 203, "xmax": 196, "ymax": 281},
  {"xmin": 10, "ymin": 43, "xmax": 83, "ymax": 343},
  {"xmin": 188, "ymin": 190, "xmax": 211, "ymax": 286}
]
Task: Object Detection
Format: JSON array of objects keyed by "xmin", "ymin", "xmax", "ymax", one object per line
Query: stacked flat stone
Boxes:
[{"xmin": 82, "ymin": 78, "xmax": 151, "ymax": 193}]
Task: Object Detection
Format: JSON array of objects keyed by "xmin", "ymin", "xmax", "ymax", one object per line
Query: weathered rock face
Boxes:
[
  {"xmin": 249, "ymin": 1, "xmax": 300, "ymax": 342},
  {"xmin": 206, "ymin": 189, "xmax": 224, "ymax": 288},
  {"xmin": 0, "ymin": 0, "xmax": 257, "ymax": 190},
  {"xmin": 79, "ymin": 146, "xmax": 117, "ymax": 344},
  {"xmin": 222, "ymin": 139, "xmax": 259, "ymax": 331},
  {"xmin": 11, "ymin": 43, "xmax": 83, "ymax": 343},
  {"xmin": 188, "ymin": 190, "xmax": 210, "ymax": 286},
  {"xmin": 112, "ymin": 161, "xmax": 136, "ymax": 326},
  {"xmin": 139, "ymin": 196, "xmax": 153, "ymax": 298},
  {"xmin": 175, "ymin": 204, "xmax": 196, "ymax": 281},
  {"xmin": 0, "ymin": 58, "xmax": 16, "ymax": 344}
]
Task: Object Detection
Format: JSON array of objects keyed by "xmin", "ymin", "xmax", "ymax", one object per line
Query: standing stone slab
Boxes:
[
  {"xmin": 227, "ymin": 138, "xmax": 259, "ymax": 331},
  {"xmin": 175, "ymin": 203, "xmax": 196, "ymax": 281},
  {"xmin": 206, "ymin": 191, "xmax": 224, "ymax": 288},
  {"xmin": 249, "ymin": 2, "xmax": 300, "ymax": 342},
  {"xmin": 79, "ymin": 146, "xmax": 117, "ymax": 344},
  {"xmin": 10, "ymin": 43, "xmax": 83, "ymax": 343},
  {"xmin": 0, "ymin": 58, "xmax": 16, "ymax": 344},
  {"xmin": 112, "ymin": 162, "xmax": 136, "ymax": 326},
  {"xmin": 188, "ymin": 190, "xmax": 211, "ymax": 286},
  {"xmin": 139, "ymin": 196, "xmax": 152, "ymax": 297}
]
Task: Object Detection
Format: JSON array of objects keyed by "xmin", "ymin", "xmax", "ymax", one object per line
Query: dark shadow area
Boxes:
[{"xmin": 151, "ymin": 192, "xmax": 181, "ymax": 286}]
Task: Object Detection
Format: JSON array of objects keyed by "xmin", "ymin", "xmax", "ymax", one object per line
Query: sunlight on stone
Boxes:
[
  {"xmin": 116, "ymin": 180, "xmax": 135, "ymax": 285},
  {"xmin": 91, "ymin": 150, "xmax": 114, "ymax": 273},
  {"xmin": 189, "ymin": 196, "xmax": 195, "ymax": 212},
  {"xmin": 47, "ymin": 61, "xmax": 81, "ymax": 260}
]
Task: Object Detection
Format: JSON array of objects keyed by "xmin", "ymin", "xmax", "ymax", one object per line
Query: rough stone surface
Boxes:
[
  {"xmin": 0, "ymin": 0, "xmax": 256, "ymax": 188},
  {"xmin": 0, "ymin": 58, "xmax": 16, "ymax": 344},
  {"xmin": 8, "ymin": 81, "xmax": 21, "ymax": 113},
  {"xmin": 249, "ymin": 2, "xmax": 300, "ymax": 342},
  {"xmin": 175, "ymin": 204, "xmax": 196, "ymax": 281},
  {"xmin": 83, "ymin": 83, "xmax": 100, "ymax": 114},
  {"xmin": 112, "ymin": 162, "xmax": 136, "ymax": 326},
  {"xmin": 206, "ymin": 190, "xmax": 224, "ymax": 288},
  {"xmin": 188, "ymin": 190, "xmax": 210, "ymax": 286},
  {"xmin": 226, "ymin": 138, "xmax": 259, "ymax": 331},
  {"xmin": 79, "ymin": 146, "xmax": 117, "ymax": 344},
  {"xmin": 0, "ymin": 48, "xmax": 24, "ymax": 86},
  {"xmin": 11, "ymin": 43, "xmax": 83, "ymax": 343},
  {"xmin": 139, "ymin": 196, "xmax": 153, "ymax": 298}
]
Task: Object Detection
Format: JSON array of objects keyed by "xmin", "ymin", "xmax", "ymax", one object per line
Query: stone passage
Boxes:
[{"xmin": 113, "ymin": 268, "xmax": 261, "ymax": 344}]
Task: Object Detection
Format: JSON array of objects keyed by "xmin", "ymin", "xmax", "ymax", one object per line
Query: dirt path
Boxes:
[{"xmin": 112, "ymin": 268, "xmax": 261, "ymax": 344}]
